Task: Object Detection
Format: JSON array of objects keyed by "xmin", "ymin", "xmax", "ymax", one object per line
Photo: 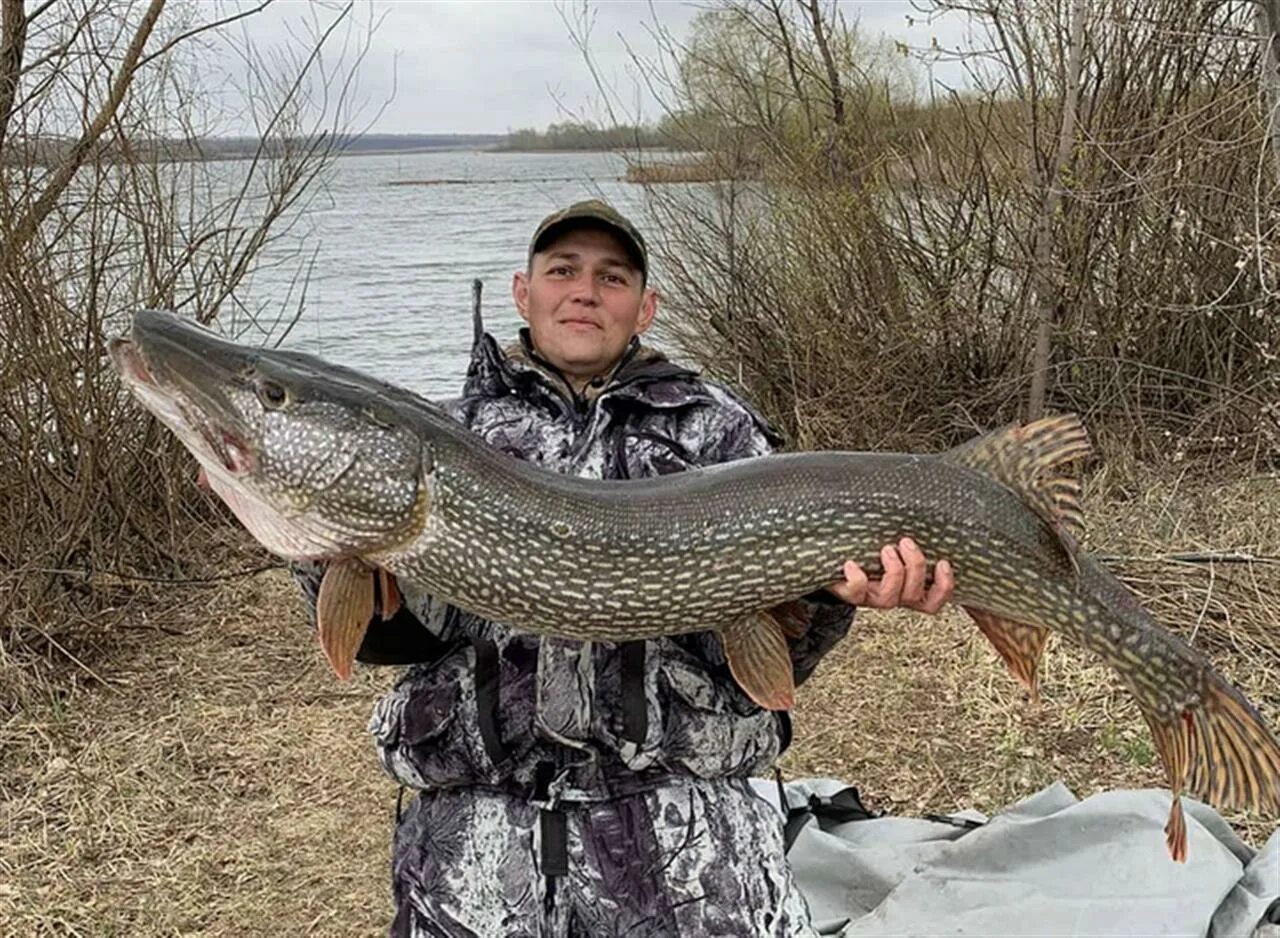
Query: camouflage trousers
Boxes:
[{"xmin": 388, "ymin": 776, "xmax": 817, "ymax": 937}]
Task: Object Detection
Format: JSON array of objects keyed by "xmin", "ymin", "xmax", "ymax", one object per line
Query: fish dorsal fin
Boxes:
[{"xmin": 943, "ymin": 414, "xmax": 1091, "ymax": 551}]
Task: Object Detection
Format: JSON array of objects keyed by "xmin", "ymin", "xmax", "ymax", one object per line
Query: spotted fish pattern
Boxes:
[{"xmin": 293, "ymin": 329, "xmax": 852, "ymax": 936}]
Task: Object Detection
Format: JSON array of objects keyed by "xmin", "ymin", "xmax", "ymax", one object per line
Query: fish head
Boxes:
[{"xmin": 109, "ymin": 309, "xmax": 427, "ymax": 561}]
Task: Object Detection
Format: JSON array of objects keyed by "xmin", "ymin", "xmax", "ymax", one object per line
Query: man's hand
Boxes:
[{"xmin": 827, "ymin": 537, "xmax": 954, "ymax": 614}]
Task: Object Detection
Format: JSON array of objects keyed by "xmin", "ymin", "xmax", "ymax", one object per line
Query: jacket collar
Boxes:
[{"xmin": 463, "ymin": 327, "xmax": 711, "ymax": 411}]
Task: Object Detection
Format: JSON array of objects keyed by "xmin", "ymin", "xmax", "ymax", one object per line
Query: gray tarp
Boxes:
[{"xmin": 753, "ymin": 778, "xmax": 1280, "ymax": 937}]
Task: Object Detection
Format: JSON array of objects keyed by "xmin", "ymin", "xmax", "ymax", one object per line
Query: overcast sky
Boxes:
[{"xmin": 212, "ymin": 1, "xmax": 974, "ymax": 135}]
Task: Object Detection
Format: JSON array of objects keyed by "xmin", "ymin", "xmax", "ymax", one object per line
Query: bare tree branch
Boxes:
[
  {"xmin": 767, "ymin": 0, "xmax": 814, "ymax": 135},
  {"xmin": 804, "ymin": 0, "xmax": 844, "ymax": 127},
  {"xmin": 0, "ymin": 0, "xmax": 26, "ymax": 154},
  {"xmin": 1257, "ymin": 0, "xmax": 1280, "ymax": 182},
  {"xmin": 135, "ymin": 0, "xmax": 274, "ymax": 70},
  {"xmin": 1027, "ymin": 0, "xmax": 1085, "ymax": 419},
  {"xmin": 6, "ymin": 0, "xmax": 165, "ymax": 253}
]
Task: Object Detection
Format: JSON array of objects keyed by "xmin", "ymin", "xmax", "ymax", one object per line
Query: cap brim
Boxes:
[{"xmin": 531, "ymin": 217, "xmax": 647, "ymax": 277}]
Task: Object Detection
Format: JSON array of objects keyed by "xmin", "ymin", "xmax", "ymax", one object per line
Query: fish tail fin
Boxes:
[
  {"xmin": 316, "ymin": 558, "xmax": 376, "ymax": 681},
  {"xmin": 1139, "ymin": 673, "xmax": 1280, "ymax": 863},
  {"xmin": 1191, "ymin": 674, "xmax": 1280, "ymax": 816},
  {"xmin": 720, "ymin": 610, "xmax": 796, "ymax": 711}
]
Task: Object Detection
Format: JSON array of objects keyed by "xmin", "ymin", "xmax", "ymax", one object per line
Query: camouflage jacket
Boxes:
[{"xmin": 296, "ymin": 328, "xmax": 856, "ymax": 803}]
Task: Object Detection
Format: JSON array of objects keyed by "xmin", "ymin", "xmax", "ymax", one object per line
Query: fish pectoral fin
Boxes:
[
  {"xmin": 768, "ymin": 600, "xmax": 811, "ymax": 640},
  {"xmin": 377, "ymin": 567, "xmax": 402, "ymax": 620},
  {"xmin": 720, "ymin": 611, "xmax": 796, "ymax": 711},
  {"xmin": 316, "ymin": 558, "xmax": 377, "ymax": 681},
  {"xmin": 942, "ymin": 414, "xmax": 1091, "ymax": 556},
  {"xmin": 964, "ymin": 606, "xmax": 1051, "ymax": 701}
]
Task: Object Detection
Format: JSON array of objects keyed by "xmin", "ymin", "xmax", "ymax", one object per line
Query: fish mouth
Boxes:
[
  {"xmin": 111, "ymin": 310, "xmax": 375, "ymax": 562},
  {"xmin": 109, "ymin": 326, "xmax": 255, "ymax": 477},
  {"xmin": 108, "ymin": 336, "xmax": 156, "ymax": 387}
]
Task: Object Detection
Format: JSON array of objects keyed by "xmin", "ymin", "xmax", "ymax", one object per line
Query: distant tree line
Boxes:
[
  {"xmin": 498, "ymin": 119, "xmax": 678, "ymax": 151},
  {"xmin": 1, "ymin": 132, "xmax": 512, "ymax": 166}
]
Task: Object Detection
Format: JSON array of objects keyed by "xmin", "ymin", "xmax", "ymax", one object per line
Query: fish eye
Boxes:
[{"xmin": 257, "ymin": 380, "xmax": 289, "ymax": 409}]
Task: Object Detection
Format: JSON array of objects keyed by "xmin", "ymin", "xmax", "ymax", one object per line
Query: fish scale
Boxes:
[{"xmin": 110, "ymin": 308, "xmax": 1280, "ymax": 863}]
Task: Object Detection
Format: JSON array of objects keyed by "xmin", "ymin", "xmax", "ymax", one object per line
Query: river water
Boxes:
[{"xmin": 236, "ymin": 149, "xmax": 668, "ymax": 400}]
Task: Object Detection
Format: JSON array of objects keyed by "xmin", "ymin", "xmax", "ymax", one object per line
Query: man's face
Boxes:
[{"xmin": 512, "ymin": 227, "xmax": 657, "ymax": 387}]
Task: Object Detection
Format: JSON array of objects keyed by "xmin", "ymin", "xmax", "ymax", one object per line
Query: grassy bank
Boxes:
[{"xmin": 2, "ymin": 464, "xmax": 1276, "ymax": 934}]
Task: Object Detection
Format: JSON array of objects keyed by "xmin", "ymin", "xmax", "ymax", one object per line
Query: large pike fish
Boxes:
[{"xmin": 109, "ymin": 309, "xmax": 1279, "ymax": 861}]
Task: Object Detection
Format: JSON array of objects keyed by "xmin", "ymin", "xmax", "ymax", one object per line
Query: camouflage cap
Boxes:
[{"xmin": 528, "ymin": 199, "xmax": 648, "ymax": 282}]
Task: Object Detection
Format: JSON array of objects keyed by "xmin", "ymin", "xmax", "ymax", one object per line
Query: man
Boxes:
[{"xmin": 296, "ymin": 200, "xmax": 954, "ymax": 936}]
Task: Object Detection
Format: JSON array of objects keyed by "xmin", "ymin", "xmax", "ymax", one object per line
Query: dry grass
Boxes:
[
  {"xmin": 1, "ymin": 466, "xmax": 1277, "ymax": 934},
  {"xmin": 623, "ymin": 157, "xmax": 741, "ymax": 184},
  {"xmin": 0, "ymin": 572, "xmax": 401, "ymax": 936}
]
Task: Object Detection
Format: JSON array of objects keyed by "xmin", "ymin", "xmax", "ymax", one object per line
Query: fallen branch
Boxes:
[{"xmin": 1095, "ymin": 551, "xmax": 1280, "ymax": 566}]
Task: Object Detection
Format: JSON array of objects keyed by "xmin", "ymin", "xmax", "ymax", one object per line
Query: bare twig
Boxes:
[
  {"xmin": 0, "ymin": 0, "xmax": 26, "ymax": 153},
  {"xmin": 24, "ymin": 564, "xmax": 288, "ymax": 584},
  {"xmin": 1096, "ymin": 552, "xmax": 1280, "ymax": 566},
  {"xmin": 6, "ymin": 0, "xmax": 166, "ymax": 252},
  {"xmin": 134, "ymin": 0, "xmax": 274, "ymax": 70},
  {"xmin": 1256, "ymin": 0, "xmax": 1280, "ymax": 182},
  {"xmin": 804, "ymin": 0, "xmax": 844, "ymax": 128}
]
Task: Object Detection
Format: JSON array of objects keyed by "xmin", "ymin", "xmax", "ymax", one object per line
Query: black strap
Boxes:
[
  {"xmin": 776, "ymin": 710, "xmax": 793, "ymax": 754},
  {"xmin": 810, "ymin": 786, "xmax": 877, "ymax": 824},
  {"xmin": 395, "ymin": 786, "xmax": 405, "ymax": 824},
  {"xmin": 539, "ymin": 808, "xmax": 569, "ymax": 877},
  {"xmin": 620, "ymin": 640, "xmax": 648, "ymax": 743},
  {"xmin": 784, "ymin": 786, "xmax": 878, "ymax": 854},
  {"xmin": 783, "ymin": 807, "xmax": 813, "ymax": 853},
  {"xmin": 474, "ymin": 638, "xmax": 508, "ymax": 767},
  {"xmin": 534, "ymin": 761, "xmax": 568, "ymax": 878}
]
